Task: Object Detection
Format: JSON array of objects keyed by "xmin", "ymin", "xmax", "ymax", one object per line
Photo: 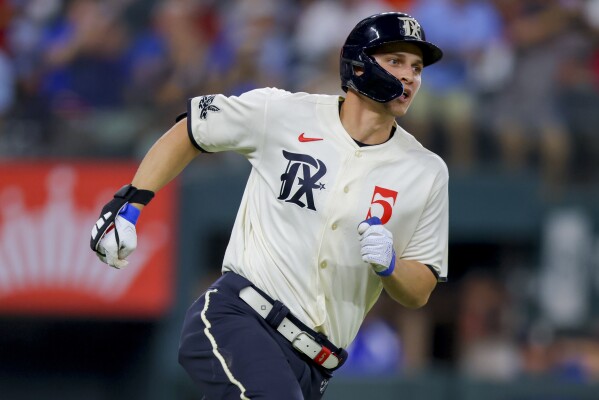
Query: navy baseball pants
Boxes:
[{"xmin": 178, "ymin": 272, "xmax": 333, "ymax": 399}]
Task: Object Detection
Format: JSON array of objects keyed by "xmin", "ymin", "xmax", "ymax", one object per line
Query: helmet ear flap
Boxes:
[
  {"xmin": 340, "ymin": 58, "xmax": 353, "ymax": 93},
  {"xmin": 341, "ymin": 51, "xmax": 405, "ymax": 103},
  {"xmin": 340, "ymin": 44, "xmax": 362, "ymax": 92}
]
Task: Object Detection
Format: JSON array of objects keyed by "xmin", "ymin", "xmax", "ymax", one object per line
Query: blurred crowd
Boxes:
[
  {"xmin": 0, "ymin": 0, "xmax": 598, "ymax": 190},
  {"xmin": 2, "ymin": 0, "xmax": 599, "ymax": 387}
]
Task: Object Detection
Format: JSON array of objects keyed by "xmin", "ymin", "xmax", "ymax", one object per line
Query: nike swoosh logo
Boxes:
[{"xmin": 298, "ymin": 133, "xmax": 324, "ymax": 142}]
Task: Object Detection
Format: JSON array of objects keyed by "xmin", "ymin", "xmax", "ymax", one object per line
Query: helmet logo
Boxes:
[{"xmin": 398, "ymin": 17, "xmax": 422, "ymax": 40}]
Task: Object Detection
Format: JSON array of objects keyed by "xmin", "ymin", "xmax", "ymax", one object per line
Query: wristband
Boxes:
[{"xmin": 114, "ymin": 184, "xmax": 155, "ymax": 205}]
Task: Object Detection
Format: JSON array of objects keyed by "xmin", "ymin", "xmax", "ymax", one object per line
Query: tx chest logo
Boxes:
[
  {"xmin": 278, "ymin": 150, "xmax": 327, "ymax": 211},
  {"xmin": 366, "ymin": 186, "xmax": 398, "ymax": 224}
]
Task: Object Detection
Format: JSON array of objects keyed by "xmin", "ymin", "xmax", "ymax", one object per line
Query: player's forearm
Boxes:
[
  {"xmin": 381, "ymin": 259, "xmax": 437, "ymax": 309},
  {"xmin": 131, "ymin": 118, "xmax": 200, "ymax": 209}
]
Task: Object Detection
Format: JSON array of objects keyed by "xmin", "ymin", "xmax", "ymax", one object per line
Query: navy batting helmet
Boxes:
[{"xmin": 340, "ymin": 12, "xmax": 443, "ymax": 103}]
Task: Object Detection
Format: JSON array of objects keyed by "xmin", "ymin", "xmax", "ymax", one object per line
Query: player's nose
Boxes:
[{"xmin": 399, "ymin": 66, "xmax": 414, "ymax": 84}]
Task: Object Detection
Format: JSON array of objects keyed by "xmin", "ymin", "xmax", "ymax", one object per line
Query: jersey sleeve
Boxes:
[
  {"xmin": 187, "ymin": 88, "xmax": 281, "ymax": 156},
  {"xmin": 401, "ymin": 171, "xmax": 449, "ymax": 282}
]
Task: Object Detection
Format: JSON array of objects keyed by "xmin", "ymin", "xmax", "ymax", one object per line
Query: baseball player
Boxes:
[{"xmin": 91, "ymin": 12, "xmax": 447, "ymax": 400}]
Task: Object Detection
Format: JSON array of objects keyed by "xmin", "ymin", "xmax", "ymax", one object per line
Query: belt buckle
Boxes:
[
  {"xmin": 292, "ymin": 332, "xmax": 339, "ymax": 369},
  {"xmin": 291, "ymin": 332, "xmax": 317, "ymax": 353}
]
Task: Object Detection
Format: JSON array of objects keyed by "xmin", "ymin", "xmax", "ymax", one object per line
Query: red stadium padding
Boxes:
[{"xmin": 0, "ymin": 161, "xmax": 177, "ymax": 318}]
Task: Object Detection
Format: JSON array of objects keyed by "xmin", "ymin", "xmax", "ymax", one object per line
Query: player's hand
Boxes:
[
  {"xmin": 91, "ymin": 184, "xmax": 153, "ymax": 268},
  {"xmin": 96, "ymin": 204, "xmax": 140, "ymax": 269},
  {"xmin": 357, "ymin": 217, "xmax": 396, "ymax": 277}
]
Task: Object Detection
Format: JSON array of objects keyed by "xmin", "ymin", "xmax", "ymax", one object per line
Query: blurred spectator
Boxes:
[
  {"xmin": 404, "ymin": 0, "xmax": 503, "ymax": 171},
  {"xmin": 337, "ymin": 293, "xmax": 403, "ymax": 376},
  {"xmin": 338, "ymin": 317, "xmax": 403, "ymax": 376},
  {"xmin": 0, "ymin": 0, "xmax": 9, "ymax": 50},
  {"xmin": 555, "ymin": 0, "xmax": 599, "ymax": 183},
  {"xmin": 520, "ymin": 325, "xmax": 599, "ymax": 384},
  {"xmin": 40, "ymin": 0, "xmax": 130, "ymax": 115},
  {"xmin": 31, "ymin": 0, "xmax": 143, "ymax": 157},
  {"xmin": 0, "ymin": 0, "xmax": 14, "ymax": 156},
  {"xmin": 293, "ymin": 0, "xmax": 388, "ymax": 86},
  {"xmin": 123, "ymin": 0, "xmax": 230, "ymax": 158},
  {"xmin": 2, "ymin": 0, "xmax": 61, "ymax": 156},
  {"xmin": 0, "ymin": 48, "xmax": 14, "ymax": 116},
  {"xmin": 520, "ymin": 321, "xmax": 554, "ymax": 377},
  {"xmin": 144, "ymin": 0, "xmax": 213, "ymax": 111},
  {"xmin": 6, "ymin": 0, "xmax": 61, "ymax": 86},
  {"xmin": 456, "ymin": 272, "xmax": 522, "ymax": 381},
  {"xmin": 538, "ymin": 209, "xmax": 593, "ymax": 330},
  {"xmin": 0, "ymin": 0, "xmax": 15, "ymax": 116},
  {"xmin": 218, "ymin": 0, "xmax": 293, "ymax": 94},
  {"xmin": 296, "ymin": 48, "xmax": 345, "ymax": 96},
  {"xmin": 490, "ymin": 0, "xmax": 580, "ymax": 193}
]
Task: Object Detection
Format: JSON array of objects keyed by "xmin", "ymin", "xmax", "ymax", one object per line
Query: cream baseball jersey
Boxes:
[{"xmin": 187, "ymin": 88, "xmax": 448, "ymax": 348}]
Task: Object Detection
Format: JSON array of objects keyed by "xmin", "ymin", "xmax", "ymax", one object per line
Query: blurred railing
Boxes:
[
  {"xmin": 175, "ymin": 371, "xmax": 599, "ymax": 400},
  {"xmin": 326, "ymin": 374, "xmax": 599, "ymax": 400}
]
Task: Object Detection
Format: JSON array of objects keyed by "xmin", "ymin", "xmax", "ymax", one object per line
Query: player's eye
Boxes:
[{"xmin": 389, "ymin": 58, "xmax": 400, "ymax": 65}]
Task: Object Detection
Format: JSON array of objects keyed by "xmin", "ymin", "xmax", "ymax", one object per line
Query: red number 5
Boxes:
[{"xmin": 366, "ymin": 186, "xmax": 398, "ymax": 225}]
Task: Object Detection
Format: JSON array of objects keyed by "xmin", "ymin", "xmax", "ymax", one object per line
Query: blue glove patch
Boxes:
[
  {"xmin": 118, "ymin": 203, "xmax": 140, "ymax": 225},
  {"xmin": 376, "ymin": 252, "xmax": 396, "ymax": 277},
  {"xmin": 363, "ymin": 216, "xmax": 382, "ymax": 226}
]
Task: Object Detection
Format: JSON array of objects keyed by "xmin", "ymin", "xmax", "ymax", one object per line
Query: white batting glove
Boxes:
[
  {"xmin": 357, "ymin": 217, "xmax": 396, "ymax": 277},
  {"xmin": 96, "ymin": 204, "xmax": 139, "ymax": 269}
]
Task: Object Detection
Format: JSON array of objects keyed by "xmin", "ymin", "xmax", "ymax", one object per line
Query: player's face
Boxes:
[{"xmin": 371, "ymin": 43, "xmax": 423, "ymax": 117}]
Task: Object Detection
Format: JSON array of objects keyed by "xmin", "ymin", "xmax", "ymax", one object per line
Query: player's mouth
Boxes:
[{"xmin": 397, "ymin": 89, "xmax": 411, "ymax": 103}]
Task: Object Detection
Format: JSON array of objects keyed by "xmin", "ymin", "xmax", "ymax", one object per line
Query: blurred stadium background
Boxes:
[{"xmin": 1, "ymin": 0, "xmax": 599, "ymax": 399}]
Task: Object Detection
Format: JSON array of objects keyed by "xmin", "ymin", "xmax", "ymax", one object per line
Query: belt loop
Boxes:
[{"xmin": 265, "ymin": 300, "xmax": 289, "ymax": 328}]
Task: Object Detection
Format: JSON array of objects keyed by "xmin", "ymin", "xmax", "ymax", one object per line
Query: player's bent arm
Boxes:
[
  {"xmin": 130, "ymin": 118, "xmax": 200, "ymax": 210},
  {"xmin": 90, "ymin": 118, "xmax": 199, "ymax": 267},
  {"xmin": 381, "ymin": 259, "xmax": 437, "ymax": 309},
  {"xmin": 357, "ymin": 218, "xmax": 438, "ymax": 308}
]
